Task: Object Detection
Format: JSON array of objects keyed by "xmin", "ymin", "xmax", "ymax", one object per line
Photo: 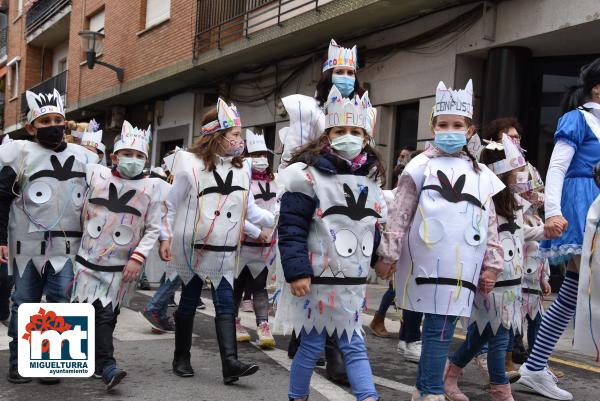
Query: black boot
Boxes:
[
  {"xmin": 325, "ymin": 335, "xmax": 348, "ymax": 385},
  {"xmin": 512, "ymin": 333, "xmax": 529, "ymax": 364},
  {"xmin": 288, "ymin": 331, "xmax": 299, "ymax": 359},
  {"xmin": 7, "ymin": 365, "xmax": 31, "ymax": 384},
  {"xmin": 215, "ymin": 314, "xmax": 259, "ymax": 385},
  {"xmin": 172, "ymin": 312, "xmax": 194, "ymax": 377}
]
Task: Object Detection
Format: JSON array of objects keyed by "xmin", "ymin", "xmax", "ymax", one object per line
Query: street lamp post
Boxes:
[{"xmin": 79, "ymin": 30, "xmax": 124, "ymax": 83}]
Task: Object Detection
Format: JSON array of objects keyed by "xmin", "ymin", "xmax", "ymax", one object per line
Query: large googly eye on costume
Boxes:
[
  {"xmin": 87, "ymin": 217, "xmax": 104, "ymax": 238},
  {"xmin": 224, "ymin": 203, "xmax": 241, "ymax": 222},
  {"xmin": 71, "ymin": 183, "xmax": 85, "ymax": 207},
  {"xmin": 361, "ymin": 231, "xmax": 374, "ymax": 257},
  {"xmin": 27, "ymin": 181, "xmax": 53, "ymax": 204},
  {"xmin": 418, "ymin": 218, "xmax": 445, "ymax": 245},
  {"xmin": 334, "ymin": 229, "xmax": 358, "ymax": 257},
  {"xmin": 502, "ymin": 237, "xmax": 516, "ymax": 261},
  {"xmin": 113, "ymin": 225, "xmax": 134, "ymax": 245},
  {"xmin": 202, "ymin": 205, "xmax": 219, "ymax": 220},
  {"xmin": 465, "ymin": 226, "xmax": 486, "ymax": 246}
]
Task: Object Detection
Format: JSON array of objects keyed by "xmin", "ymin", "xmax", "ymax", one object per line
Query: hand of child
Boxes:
[
  {"xmin": 479, "ymin": 269, "xmax": 497, "ymax": 294},
  {"xmin": 290, "ymin": 277, "xmax": 311, "ymax": 297},
  {"xmin": 374, "ymin": 259, "xmax": 396, "ymax": 280},
  {"xmin": 122, "ymin": 259, "xmax": 142, "ymax": 283},
  {"xmin": 159, "ymin": 239, "xmax": 172, "ymax": 261},
  {"xmin": 0, "ymin": 245, "xmax": 8, "ymax": 264},
  {"xmin": 258, "ymin": 229, "xmax": 271, "ymax": 243},
  {"xmin": 542, "ymin": 280, "xmax": 551, "ymax": 296},
  {"xmin": 544, "ymin": 215, "xmax": 568, "ymax": 238}
]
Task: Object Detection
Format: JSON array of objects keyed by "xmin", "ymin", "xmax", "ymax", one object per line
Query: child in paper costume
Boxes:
[
  {"xmin": 513, "ymin": 164, "xmax": 551, "ymax": 354},
  {"xmin": 518, "ymin": 58, "xmax": 600, "ymax": 401},
  {"xmin": 279, "ymin": 39, "xmax": 377, "ymax": 169},
  {"xmin": 0, "ymin": 89, "xmax": 99, "ymax": 384},
  {"xmin": 71, "ymin": 121, "xmax": 160, "ymax": 390},
  {"xmin": 79, "ymin": 118, "xmax": 107, "ymax": 165},
  {"xmin": 234, "ymin": 129, "xmax": 279, "ymax": 348},
  {"xmin": 376, "ymin": 80, "xmax": 505, "ymax": 401},
  {"xmin": 275, "ymin": 86, "xmax": 385, "ymax": 401},
  {"xmin": 445, "ymin": 136, "xmax": 553, "ymax": 401},
  {"xmin": 573, "ymin": 161, "xmax": 600, "ymax": 360},
  {"xmin": 161, "ymin": 99, "xmax": 275, "ymax": 384}
]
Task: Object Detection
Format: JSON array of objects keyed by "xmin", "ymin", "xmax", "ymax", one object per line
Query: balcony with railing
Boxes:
[
  {"xmin": 25, "ymin": 0, "xmax": 71, "ymax": 43},
  {"xmin": 194, "ymin": 0, "xmax": 332, "ymax": 58},
  {"xmin": 20, "ymin": 70, "xmax": 67, "ymax": 120}
]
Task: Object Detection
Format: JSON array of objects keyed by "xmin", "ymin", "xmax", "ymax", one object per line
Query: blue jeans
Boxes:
[
  {"xmin": 400, "ymin": 309, "xmax": 423, "ymax": 343},
  {"xmin": 289, "ymin": 329, "xmax": 378, "ymax": 401},
  {"xmin": 377, "ymin": 281, "xmax": 395, "ymax": 316},
  {"xmin": 416, "ymin": 313, "xmax": 458, "ymax": 395},
  {"xmin": 450, "ymin": 322, "xmax": 510, "ymax": 385},
  {"xmin": 8, "ymin": 259, "xmax": 74, "ymax": 367},
  {"xmin": 146, "ymin": 275, "xmax": 181, "ymax": 319},
  {"xmin": 526, "ymin": 313, "xmax": 542, "ymax": 353},
  {"xmin": 176, "ymin": 275, "xmax": 234, "ymax": 317}
]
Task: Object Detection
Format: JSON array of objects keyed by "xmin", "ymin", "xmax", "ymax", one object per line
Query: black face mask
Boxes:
[{"xmin": 36, "ymin": 125, "xmax": 65, "ymax": 149}]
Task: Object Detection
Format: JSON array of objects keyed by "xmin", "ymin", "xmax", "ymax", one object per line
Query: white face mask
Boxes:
[
  {"xmin": 252, "ymin": 156, "xmax": 269, "ymax": 172},
  {"xmin": 330, "ymin": 134, "xmax": 364, "ymax": 160},
  {"xmin": 117, "ymin": 156, "xmax": 146, "ymax": 178}
]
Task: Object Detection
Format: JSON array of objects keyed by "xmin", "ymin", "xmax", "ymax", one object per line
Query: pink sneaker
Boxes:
[
  {"xmin": 257, "ymin": 321, "xmax": 276, "ymax": 349},
  {"xmin": 235, "ymin": 317, "xmax": 250, "ymax": 342}
]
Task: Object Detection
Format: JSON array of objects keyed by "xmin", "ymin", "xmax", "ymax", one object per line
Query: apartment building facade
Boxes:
[{"xmin": 3, "ymin": 0, "xmax": 600, "ymax": 185}]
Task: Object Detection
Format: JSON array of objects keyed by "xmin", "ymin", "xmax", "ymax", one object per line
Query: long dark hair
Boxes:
[
  {"xmin": 430, "ymin": 115, "xmax": 480, "ymax": 173},
  {"xmin": 188, "ymin": 107, "xmax": 244, "ymax": 171},
  {"xmin": 315, "ymin": 68, "xmax": 365, "ymax": 106},
  {"xmin": 562, "ymin": 57, "xmax": 600, "ymax": 113},
  {"xmin": 479, "ymin": 148, "xmax": 521, "ymax": 219},
  {"xmin": 289, "ymin": 130, "xmax": 386, "ymax": 187}
]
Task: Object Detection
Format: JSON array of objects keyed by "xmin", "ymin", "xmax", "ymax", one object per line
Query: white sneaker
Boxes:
[
  {"xmin": 517, "ymin": 364, "xmax": 573, "ymax": 400},
  {"xmin": 397, "ymin": 340, "xmax": 406, "ymax": 354},
  {"xmin": 405, "ymin": 340, "xmax": 422, "ymax": 363},
  {"xmin": 235, "ymin": 318, "xmax": 251, "ymax": 342}
]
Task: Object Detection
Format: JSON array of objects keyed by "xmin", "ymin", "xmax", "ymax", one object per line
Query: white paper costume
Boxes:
[
  {"xmin": 275, "ymin": 87, "xmax": 387, "ymax": 338},
  {"xmin": 80, "ymin": 118, "xmax": 106, "ymax": 155},
  {"xmin": 71, "ymin": 122, "xmax": 161, "ymax": 309},
  {"xmin": 1, "ymin": 90, "xmax": 98, "ymax": 276},
  {"xmin": 165, "ymin": 99, "xmax": 274, "ymax": 287},
  {"xmin": 238, "ymin": 130, "xmax": 280, "ymax": 279},
  {"xmin": 574, "ymin": 195, "xmax": 600, "ymax": 357},
  {"xmin": 395, "ymin": 81, "xmax": 505, "ymax": 318}
]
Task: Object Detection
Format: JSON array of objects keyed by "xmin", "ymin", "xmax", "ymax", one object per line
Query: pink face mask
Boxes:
[{"xmin": 222, "ymin": 137, "xmax": 245, "ymax": 157}]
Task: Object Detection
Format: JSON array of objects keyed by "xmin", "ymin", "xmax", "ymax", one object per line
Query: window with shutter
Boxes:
[{"xmin": 145, "ymin": 0, "xmax": 170, "ymax": 29}]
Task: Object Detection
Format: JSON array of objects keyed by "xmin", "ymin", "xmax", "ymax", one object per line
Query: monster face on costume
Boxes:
[{"xmin": 254, "ymin": 182, "xmax": 276, "ymax": 202}]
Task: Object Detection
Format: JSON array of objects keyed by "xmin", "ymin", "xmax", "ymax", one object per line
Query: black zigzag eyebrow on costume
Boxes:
[
  {"xmin": 198, "ymin": 170, "xmax": 245, "ymax": 198},
  {"xmin": 35, "ymin": 93, "xmax": 59, "ymax": 108},
  {"xmin": 498, "ymin": 217, "xmax": 519, "ymax": 234},
  {"xmin": 422, "ymin": 170, "xmax": 485, "ymax": 210},
  {"xmin": 321, "ymin": 183, "xmax": 381, "ymax": 221},
  {"xmin": 254, "ymin": 182, "xmax": 276, "ymax": 201},
  {"xmin": 89, "ymin": 183, "xmax": 142, "ymax": 216},
  {"xmin": 29, "ymin": 155, "xmax": 87, "ymax": 182}
]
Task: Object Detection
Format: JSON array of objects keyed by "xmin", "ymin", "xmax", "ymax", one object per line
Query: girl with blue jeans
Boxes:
[
  {"xmin": 376, "ymin": 79, "xmax": 504, "ymax": 401},
  {"xmin": 276, "ymin": 84, "xmax": 383, "ymax": 401}
]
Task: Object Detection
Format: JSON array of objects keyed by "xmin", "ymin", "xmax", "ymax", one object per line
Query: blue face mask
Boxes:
[
  {"xmin": 331, "ymin": 75, "xmax": 356, "ymax": 97},
  {"xmin": 434, "ymin": 131, "xmax": 467, "ymax": 154}
]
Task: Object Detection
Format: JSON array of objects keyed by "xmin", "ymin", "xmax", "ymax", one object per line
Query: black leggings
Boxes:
[{"xmin": 233, "ymin": 267, "xmax": 269, "ymax": 325}]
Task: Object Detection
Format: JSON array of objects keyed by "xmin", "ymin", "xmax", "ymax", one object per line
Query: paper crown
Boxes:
[
  {"xmin": 484, "ymin": 133, "xmax": 526, "ymax": 175},
  {"xmin": 365, "ymin": 106, "xmax": 377, "ymax": 137},
  {"xmin": 113, "ymin": 120, "xmax": 151, "ymax": 157},
  {"xmin": 324, "ymin": 85, "xmax": 371, "ymax": 131},
  {"xmin": 434, "ymin": 79, "xmax": 473, "ymax": 119},
  {"xmin": 323, "ymin": 39, "xmax": 358, "ymax": 72},
  {"xmin": 466, "ymin": 133, "xmax": 482, "ymax": 161},
  {"xmin": 80, "ymin": 119, "xmax": 105, "ymax": 154},
  {"xmin": 26, "ymin": 89, "xmax": 65, "ymax": 123},
  {"xmin": 245, "ymin": 129, "xmax": 270, "ymax": 153},
  {"xmin": 201, "ymin": 98, "xmax": 241, "ymax": 136}
]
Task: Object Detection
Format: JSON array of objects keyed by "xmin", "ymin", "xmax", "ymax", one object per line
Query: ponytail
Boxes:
[
  {"xmin": 561, "ymin": 85, "xmax": 585, "ymax": 114},
  {"xmin": 463, "ymin": 144, "xmax": 481, "ymax": 174}
]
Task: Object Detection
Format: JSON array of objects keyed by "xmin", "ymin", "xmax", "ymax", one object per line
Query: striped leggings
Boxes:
[{"xmin": 526, "ymin": 270, "xmax": 579, "ymax": 371}]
